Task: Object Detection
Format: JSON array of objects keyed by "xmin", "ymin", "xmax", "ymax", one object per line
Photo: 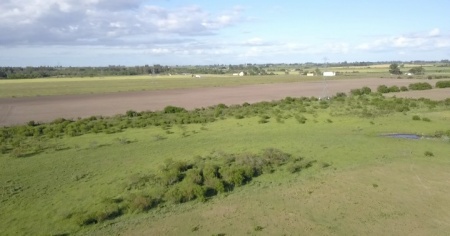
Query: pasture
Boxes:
[{"xmin": 1, "ymin": 88, "xmax": 450, "ymax": 235}]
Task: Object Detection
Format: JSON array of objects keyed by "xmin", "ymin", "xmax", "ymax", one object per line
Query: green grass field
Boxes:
[{"xmin": 1, "ymin": 93, "xmax": 450, "ymax": 235}]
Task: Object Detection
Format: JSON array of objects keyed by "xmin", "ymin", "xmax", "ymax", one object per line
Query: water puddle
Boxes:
[{"xmin": 382, "ymin": 133, "xmax": 421, "ymax": 139}]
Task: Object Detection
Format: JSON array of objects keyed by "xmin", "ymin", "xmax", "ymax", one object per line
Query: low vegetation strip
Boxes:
[{"xmin": 1, "ymin": 89, "xmax": 450, "ymax": 158}]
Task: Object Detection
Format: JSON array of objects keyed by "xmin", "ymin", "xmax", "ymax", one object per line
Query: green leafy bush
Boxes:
[
  {"xmin": 435, "ymin": 80, "xmax": 450, "ymax": 88},
  {"xmin": 388, "ymin": 85, "xmax": 400, "ymax": 92},
  {"xmin": 408, "ymin": 82, "xmax": 432, "ymax": 90},
  {"xmin": 163, "ymin": 106, "xmax": 187, "ymax": 113},
  {"xmin": 377, "ymin": 85, "xmax": 389, "ymax": 93}
]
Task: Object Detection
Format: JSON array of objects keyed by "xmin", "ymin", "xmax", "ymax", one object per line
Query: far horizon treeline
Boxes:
[{"xmin": 1, "ymin": 60, "xmax": 449, "ymax": 79}]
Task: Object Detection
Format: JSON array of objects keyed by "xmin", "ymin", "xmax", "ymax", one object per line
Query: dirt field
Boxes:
[{"xmin": 0, "ymin": 78, "xmax": 448, "ymax": 126}]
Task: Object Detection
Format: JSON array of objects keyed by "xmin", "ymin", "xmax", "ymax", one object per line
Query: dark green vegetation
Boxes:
[
  {"xmin": 389, "ymin": 63, "xmax": 403, "ymax": 75},
  {"xmin": 435, "ymin": 80, "xmax": 450, "ymax": 88},
  {"xmin": 74, "ymin": 148, "xmax": 315, "ymax": 227},
  {"xmin": 1, "ymin": 87, "xmax": 450, "ymax": 235},
  {"xmin": 408, "ymin": 82, "xmax": 433, "ymax": 90}
]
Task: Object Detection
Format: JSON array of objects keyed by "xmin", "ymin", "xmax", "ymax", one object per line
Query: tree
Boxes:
[
  {"xmin": 315, "ymin": 68, "xmax": 321, "ymax": 76},
  {"xmin": 409, "ymin": 66, "xmax": 425, "ymax": 75},
  {"xmin": 389, "ymin": 63, "xmax": 402, "ymax": 75}
]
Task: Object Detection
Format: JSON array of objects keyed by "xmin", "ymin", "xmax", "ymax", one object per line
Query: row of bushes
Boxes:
[
  {"xmin": 74, "ymin": 149, "xmax": 318, "ymax": 226},
  {"xmin": 375, "ymin": 80, "xmax": 450, "ymax": 95},
  {"xmin": 377, "ymin": 85, "xmax": 408, "ymax": 93}
]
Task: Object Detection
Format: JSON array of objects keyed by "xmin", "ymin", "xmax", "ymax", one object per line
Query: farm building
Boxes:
[
  {"xmin": 239, "ymin": 71, "xmax": 244, "ymax": 76},
  {"xmin": 323, "ymin": 72, "xmax": 336, "ymax": 76},
  {"xmin": 306, "ymin": 73, "xmax": 315, "ymax": 76}
]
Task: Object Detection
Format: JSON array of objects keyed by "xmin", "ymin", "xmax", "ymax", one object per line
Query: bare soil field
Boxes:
[{"xmin": 0, "ymin": 78, "xmax": 444, "ymax": 126}]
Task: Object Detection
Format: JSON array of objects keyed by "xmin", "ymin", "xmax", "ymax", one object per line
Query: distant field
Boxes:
[
  {"xmin": 0, "ymin": 77, "xmax": 438, "ymax": 126},
  {"xmin": 0, "ymin": 74, "xmax": 319, "ymax": 98}
]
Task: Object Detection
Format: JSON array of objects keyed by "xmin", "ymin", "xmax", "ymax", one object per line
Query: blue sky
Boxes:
[{"xmin": 0, "ymin": 0, "xmax": 449, "ymax": 66}]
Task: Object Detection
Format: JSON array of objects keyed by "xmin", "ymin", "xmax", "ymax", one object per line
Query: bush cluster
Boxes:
[
  {"xmin": 377, "ymin": 84, "xmax": 407, "ymax": 93},
  {"xmin": 408, "ymin": 82, "xmax": 432, "ymax": 90},
  {"xmin": 74, "ymin": 148, "xmax": 316, "ymax": 226},
  {"xmin": 350, "ymin": 86, "xmax": 371, "ymax": 96}
]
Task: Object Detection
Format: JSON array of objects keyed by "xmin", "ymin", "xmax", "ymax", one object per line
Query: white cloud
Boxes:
[
  {"xmin": 428, "ymin": 28, "xmax": 440, "ymax": 37},
  {"xmin": 356, "ymin": 28, "xmax": 449, "ymax": 52},
  {"xmin": 0, "ymin": 1, "xmax": 244, "ymax": 46}
]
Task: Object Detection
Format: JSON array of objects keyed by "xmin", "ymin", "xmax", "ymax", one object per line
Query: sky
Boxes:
[{"xmin": 1, "ymin": 0, "xmax": 449, "ymax": 66}]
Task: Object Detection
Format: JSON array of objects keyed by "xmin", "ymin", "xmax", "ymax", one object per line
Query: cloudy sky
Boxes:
[{"xmin": 1, "ymin": 0, "xmax": 449, "ymax": 66}]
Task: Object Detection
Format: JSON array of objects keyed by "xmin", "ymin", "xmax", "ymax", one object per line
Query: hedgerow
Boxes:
[{"xmin": 1, "ymin": 89, "xmax": 447, "ymax": 157}]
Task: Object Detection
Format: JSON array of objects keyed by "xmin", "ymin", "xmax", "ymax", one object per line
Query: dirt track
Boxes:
[{"xmin": 0, "ymin": 78, "xmax": 448, "ymax": 126}]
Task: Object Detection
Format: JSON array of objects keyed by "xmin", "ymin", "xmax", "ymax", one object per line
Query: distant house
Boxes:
[
  {"xmin": 306, "ymin": 73, "xmax": 315, "ymax": 76},
  {"xmin": 232, "ymin": 73, "xmax": 239, "ymax": 76},
  {"xmin": 195, "ymin": 75, "xmax": 201, "ymax": 78},
  {"xmin": 323, "ymin": 72, "xmax": 336, "ymax": 76},
  {"xmin": 405, "ymin": 72, "xmax": 414, "ymax": 76},
  {"xmin": 239, "ymin": 71, "xmax": 244, "ymax": 76}
]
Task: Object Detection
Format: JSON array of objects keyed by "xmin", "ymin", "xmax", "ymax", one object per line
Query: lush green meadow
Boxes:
[{"xmin": 1, "ymin": 91, "xmax": 450, "ymax": 235}]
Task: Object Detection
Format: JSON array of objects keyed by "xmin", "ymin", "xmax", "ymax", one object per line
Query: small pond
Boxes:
[{"xmin": 382, "ymin": 134, "xmax": 421, "ymax": 139}]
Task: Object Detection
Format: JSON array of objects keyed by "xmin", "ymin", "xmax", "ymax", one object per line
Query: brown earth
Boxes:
[{"xmin": 0, "ymin": 78, "xmax": 448, "ymax": 126}]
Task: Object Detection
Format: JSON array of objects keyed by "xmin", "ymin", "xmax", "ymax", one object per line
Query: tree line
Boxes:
[{"xmin": 0, "ymin": 65, "xmax": 228, "ymax": 79}]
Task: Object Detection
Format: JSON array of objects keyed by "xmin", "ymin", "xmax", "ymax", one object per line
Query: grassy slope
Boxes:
[{"xmin": 1, "ymin": 98, "xmax": 450, "ymax": 235}]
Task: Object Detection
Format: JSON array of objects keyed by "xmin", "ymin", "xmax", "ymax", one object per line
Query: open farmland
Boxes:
[
  {"xmin": 0, "ymin": 77, "xmax": 442, "ymax": 126},
  {"xmin": 1, "ymin": 74, "xmax": 450, "ymax": 236}
]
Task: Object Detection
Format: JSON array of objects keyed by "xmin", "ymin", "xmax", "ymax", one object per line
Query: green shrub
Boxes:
[
  {"xmin": 388, "ymin": 85, "xmax": 400, "ymax": 92},
  {"xmin": 435, "ymin": 80, "xmax": 450, "ymax": 88},
  {"xmin": 163, "ymin": 106, "xmax": 187, "ymax": 114},
  {"xmin": 350, "ymin": 88, "xmax": 362, "ymax": 96},
  {"xmin": 424, "ymin": 151, "xmax": 434, "ymax": 157},
  {"xmin": 422, "ymin": 117, "xmax": 431, "ymax": 122},
  {"xmin": 412, "ymin": 115, "xmax": 421, "ymax": 120},
  {"xmin": 377, "ymin": 85, "xmax": 389, "ymax": 93},
  {"xmin": 400, "ymin": 86, "xmax": 408, "ymax": 91},
  {"xmin": 361, "ymin": 86, "xmax": 372, "ymax": 95},
  {"xmin": 129, "ymin": 195, "xmax": 158, "ymax": 212},
  {"xmin": 408, "ymin": 82, "xmax": 432, "ymax": 90},
  {"xmin": 295, "ymin": 115, "xmax": 307, "ymax": 124}
]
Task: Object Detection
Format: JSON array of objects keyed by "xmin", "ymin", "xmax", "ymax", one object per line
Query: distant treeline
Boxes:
[
  {"xmin": 1, "ymin": 60, "xmax": 449, "ymax": 79},
  {"xmin": 0, "ymin": 65, "xmax": 228, "ymax": 79}
]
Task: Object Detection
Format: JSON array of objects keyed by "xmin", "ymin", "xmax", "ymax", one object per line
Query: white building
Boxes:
[
  {"xmin": 306, "ymin": 73, "xmax": 315, "ymax": 76},
  {"xmin": 239, "ymin": 71, "xmax": 244, "ymax": 76},
  {"xmin": 323, "ymin": 72, "xmax": 336, "ymax": 76}
]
